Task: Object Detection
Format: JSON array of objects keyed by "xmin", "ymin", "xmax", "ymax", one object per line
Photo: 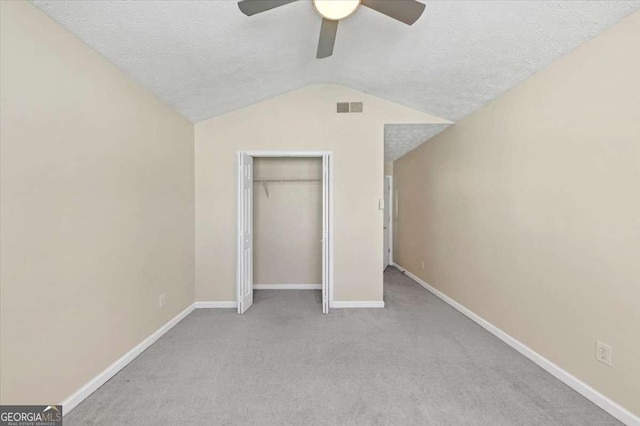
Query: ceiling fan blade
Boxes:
[
  {"xmin": 317, "ymin": 19, "xmax": 339, "ymax": 59},
  {"xmin": 238, "ymin": 0, "xmax": 300, "ymax": 16},
  {"xmin": 361, "ymin": 0, "xmax": 425, "ymax": 25}
]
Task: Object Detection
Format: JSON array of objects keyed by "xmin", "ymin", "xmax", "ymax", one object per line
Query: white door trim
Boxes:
[
  {"xmin": 384, "ymin": 175, "xmax": 393, "ymax": 267},
  {"xmin": 243, "ymin": 150, "xmax": 329, "ymax": 157},
  {"xmin": 236, "ymin": 150, "xmax": 334, "ymax": 314}
]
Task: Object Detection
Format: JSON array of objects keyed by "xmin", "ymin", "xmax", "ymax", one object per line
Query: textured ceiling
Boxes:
[
  {"xmin": 385, "ymin": 123, "xmax": 451, "ymax": 161},
  {"xmin": 32, "ymin": 0, "xmax": 640, "ymax": 160}
]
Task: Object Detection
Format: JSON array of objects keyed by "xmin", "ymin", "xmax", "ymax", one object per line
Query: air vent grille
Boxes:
[
  {"xmin": 350, "ymin": 102, "xmax": 363, "ymax": 113},
  {"xmin": 336, "ymin": 102, "xmax": 350, "ymax": 113},
  {"xmin": 336, "ymin": 102, "xmax": 363, "ymax": 113}
]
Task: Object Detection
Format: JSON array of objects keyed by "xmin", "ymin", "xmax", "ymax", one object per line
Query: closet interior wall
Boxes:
[{"xmin": 253, "ymin": 157, "xmax": 323, "ymax": 286}]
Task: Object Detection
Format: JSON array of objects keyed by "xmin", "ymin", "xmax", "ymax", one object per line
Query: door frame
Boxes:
[
  {"xmin": 385, "ymin": 175, "xmax": 393, "ymax": 267},
  {"xmin": 236, "ymin": 150, "xmax": 334, "ymax": 314}
]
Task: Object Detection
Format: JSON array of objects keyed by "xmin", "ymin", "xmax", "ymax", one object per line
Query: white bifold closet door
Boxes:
[
  {"xmin": 237, "ymin": 152, "xmax": 331, "ymax": 314},
  {"xmin": 321, "ymin": 153, "xmax": 331, "ymax": 314},
  {"xmin": 237, "ymin": 153, "xmax": 253, "ymax": 314}
]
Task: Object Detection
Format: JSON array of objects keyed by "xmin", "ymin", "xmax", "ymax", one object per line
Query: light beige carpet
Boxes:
[{"xmin": 65, "ymin": 268, "xmax": 620, "ymax": 425}]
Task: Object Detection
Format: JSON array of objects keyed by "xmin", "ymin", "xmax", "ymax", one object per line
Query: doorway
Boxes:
[{"xmin": 236, "ymin": 151, "xmax": 333, "ymax": 314}]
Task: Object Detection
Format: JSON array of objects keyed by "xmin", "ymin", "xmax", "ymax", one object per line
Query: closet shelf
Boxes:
[
  {"xmin": 253, "ymin": 179, "xmax": 321, "ymax": 183},
  {"xmin": 253, "ymin": 178, "xmax": 321, "ymax": 199}
]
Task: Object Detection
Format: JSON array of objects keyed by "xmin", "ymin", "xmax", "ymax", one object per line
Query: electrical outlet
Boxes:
[
  {"xmin": 159, "ymin": 293, "xmax": 166, "ymax": 309},
  {"xmin": 420, "ymin": 260, "xmax": 425, "ymax": 270},
  {"xmin": 595, "ymin": 340, "xmax": 612, "ymax": 366}
]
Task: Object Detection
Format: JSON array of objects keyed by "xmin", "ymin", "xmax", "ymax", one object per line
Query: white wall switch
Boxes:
[
  {"xmin": 379, "ymin": 199, "xmax": 385, "ymax": 210},
  {"xmin": 159, "ymin": 293, "xmax": 166, "ymax": 309}
]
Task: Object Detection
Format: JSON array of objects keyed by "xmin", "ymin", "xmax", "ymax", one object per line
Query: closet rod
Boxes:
[
  {"xmin": 253, "ymin": 179, "xmax": 321, "ymax": 183},
  {"xmin": 254, "ymin": 178, "xmax": 321, "ymax": 198}
]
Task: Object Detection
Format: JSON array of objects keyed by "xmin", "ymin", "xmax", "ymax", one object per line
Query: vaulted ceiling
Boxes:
[{"xmin": 32, "ymin": 0, "xmax": 640, "ymax": 160}]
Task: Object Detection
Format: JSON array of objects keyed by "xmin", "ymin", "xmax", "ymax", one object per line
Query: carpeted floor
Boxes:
[{"xmin": 65, "ymin": 267, "xmax": 620, "ymax": 425}]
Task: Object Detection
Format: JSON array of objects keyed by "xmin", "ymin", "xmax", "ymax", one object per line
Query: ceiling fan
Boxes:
[{"xmin": 237, "ymin": 0, "xmax": 426, "ymax": 59}]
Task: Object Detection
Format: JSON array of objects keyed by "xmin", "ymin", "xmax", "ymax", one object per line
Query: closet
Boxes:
[
  {"xmin": 236, "ymin": 151, "xmax": 333, "ymax": 314},
  {"xmin": 253, "ymin": 157, "xmax": 322, "ymax": 289}
]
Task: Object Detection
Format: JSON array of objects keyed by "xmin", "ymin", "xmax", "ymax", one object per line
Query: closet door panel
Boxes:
[{"xmin": 237, "ymin": 153, "xmax": 254, "ymax": 313}]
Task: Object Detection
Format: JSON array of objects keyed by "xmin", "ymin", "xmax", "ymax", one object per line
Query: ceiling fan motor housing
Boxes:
[{"xmin": 313, "ymin": 0, "xmax": 361, "ymax": 21}]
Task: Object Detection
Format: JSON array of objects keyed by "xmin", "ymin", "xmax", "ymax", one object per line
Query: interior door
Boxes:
[
  {"xmin": 321, "ymin": 154, "xmax": 331, "ymax": 314},
  {"xmin": 237, "ymin": 153, "xmax": 254, "ymax": 313},
  {"xmin": 383, "ymin": 176, "xmax": 391, "ymax": 269}
]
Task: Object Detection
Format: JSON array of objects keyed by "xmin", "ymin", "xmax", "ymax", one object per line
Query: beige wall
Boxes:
[
  {"xmin": 254, "ymin": 158, "xmax": 322, "ymax": 285},
  {"xmin": 384, "ymin": 161, "xmax": 394, "ymax": 176},
  {"xmin": 394, "ymin": 11, "xmax": 640, "ymax": 416},
  {"xmin": 195, "ymin": 84, "xmax": 448, "ymax": 302},
  {"xmin": 0, "ymin": 1, "xmax": 194, "ymax": 405}
]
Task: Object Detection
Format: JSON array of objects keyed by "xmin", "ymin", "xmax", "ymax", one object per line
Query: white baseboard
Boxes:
[
  {"xmin": 194, "ymin": 301, "xmax": 237, "ymax": 309},
  {"xmin": 61, "ymin": 303, "xmax": 196, "ymax": 415},
  {"xmin": 61, "ymin": 301, "xmax": 240, "ymax": 415},
  {"xmin": 391, "ymin": 263, "xmax": 639, "ymax": 426},
  {"xmin": 254, "ymin": 284, "xmax": 322, "ymax": 290},
  {"xmin": 331, "ymin": 301, "xmax": 385, "ymax": 308}
]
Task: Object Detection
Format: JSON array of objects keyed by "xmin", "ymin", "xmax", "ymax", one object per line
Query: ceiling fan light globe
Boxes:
[{"xmin": 313, "ymin": 0, "xmax": 361, "ymax": 21}]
